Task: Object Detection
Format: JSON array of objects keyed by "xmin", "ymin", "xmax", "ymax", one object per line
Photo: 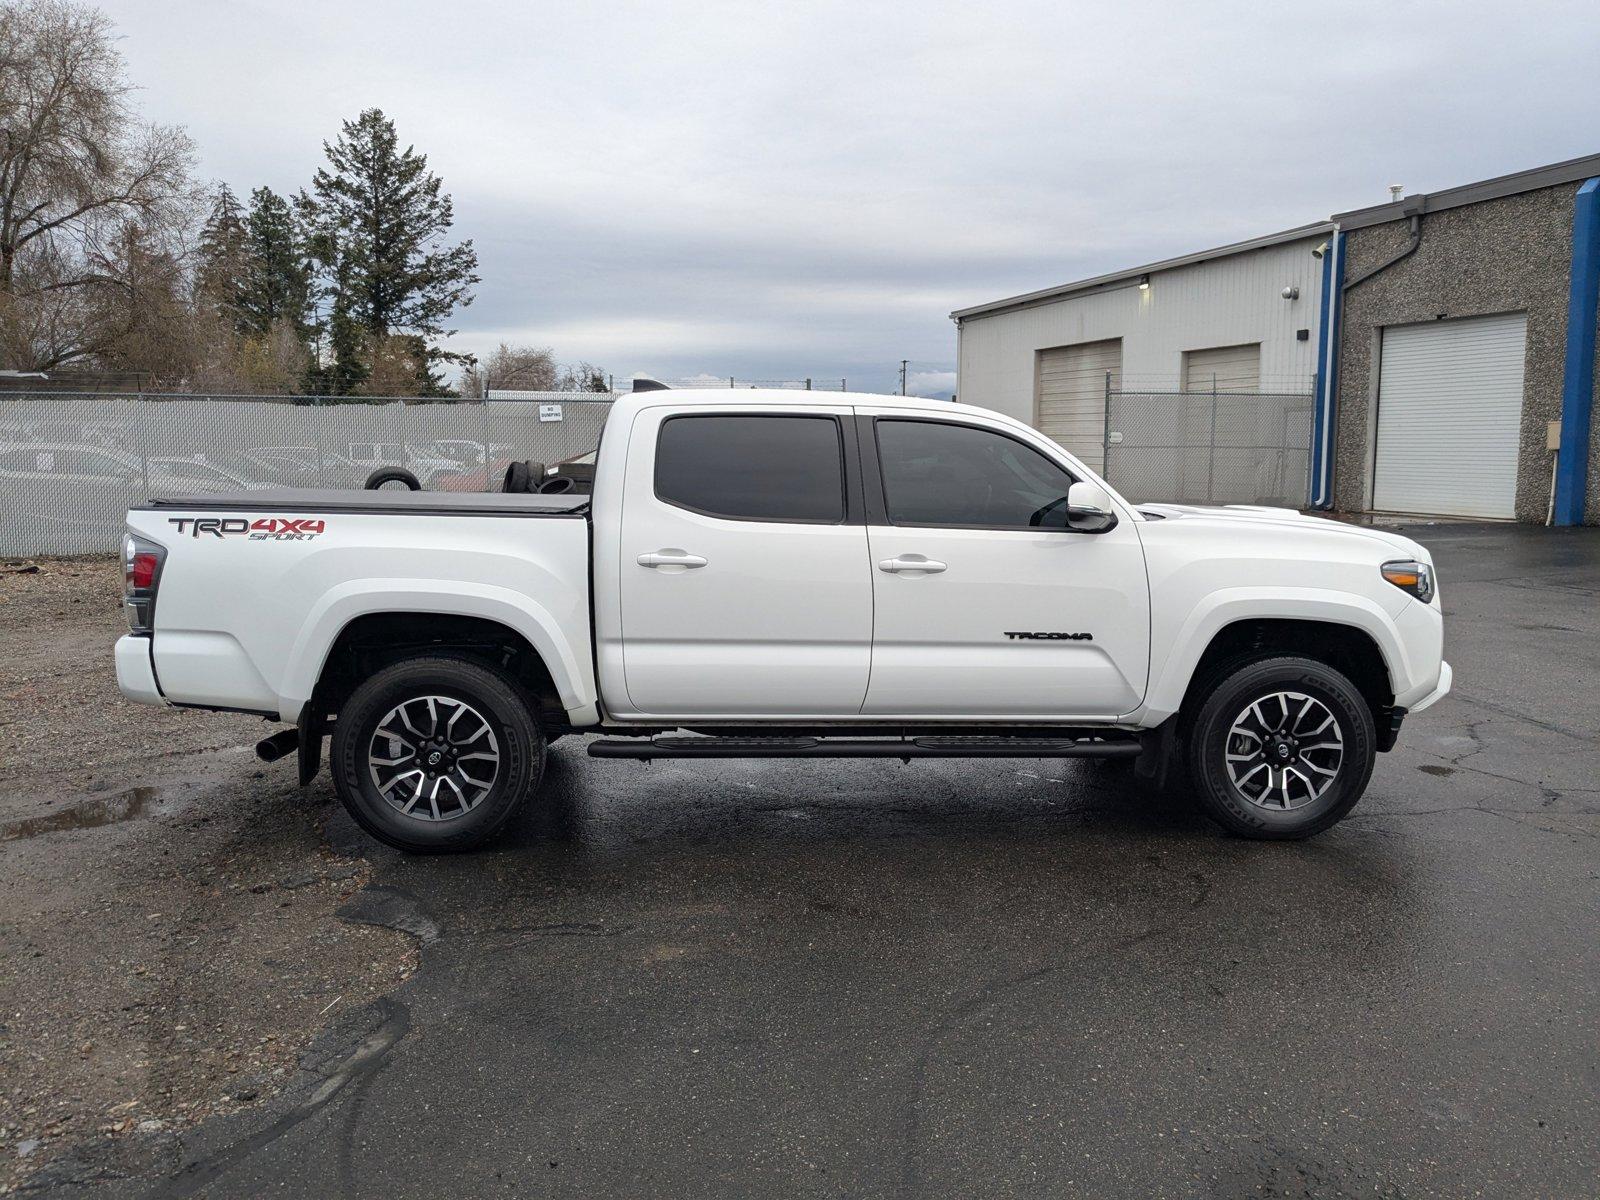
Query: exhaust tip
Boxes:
[{"xmin": 256, "ymin": 729, "xmax": 300, "ymax": 763}]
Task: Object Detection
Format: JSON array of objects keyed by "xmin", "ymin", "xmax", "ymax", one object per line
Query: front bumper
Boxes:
[
  {"xmin": 1408, "ymin": 660, "xmax": 1452, "ymax": 714},
  {"xmin": 115, "ymin": 634, "xmax": 166, "ymax": 706}
]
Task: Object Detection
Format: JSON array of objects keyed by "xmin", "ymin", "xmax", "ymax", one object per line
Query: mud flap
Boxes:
[
  {"xmin": 297, "ymin": 705, "xmax": 323, "ymax": 786},
  {"xmin": 1376, "ymin": 706, "xmax": 1407, "ymax": 753},
  {"xmin": 1133, "ymin": 716, "xmax": 1179, "ymax": 790}
]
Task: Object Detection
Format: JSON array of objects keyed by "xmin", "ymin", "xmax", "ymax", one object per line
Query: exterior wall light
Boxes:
[{"xmin": 1138, "ymin": 274, "xmax": 1150, "ymax": 290}]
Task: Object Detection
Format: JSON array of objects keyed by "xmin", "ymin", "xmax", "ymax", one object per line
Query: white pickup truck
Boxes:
[{"xmin": 115, "ymin": 388, "xmax": 1450, "ymax": 851}]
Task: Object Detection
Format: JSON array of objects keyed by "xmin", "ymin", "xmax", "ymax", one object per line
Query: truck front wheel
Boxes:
[
  {"xmin": 331, "ymin": 656, "xmax": 544, "ymax": 853},
  {"xmin": 1185, "ymin": 655, "xmax": 1375, "ymax": 839}
]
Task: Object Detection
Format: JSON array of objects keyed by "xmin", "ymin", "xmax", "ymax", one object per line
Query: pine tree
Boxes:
[
  {"xmin": 297, "ymin": 108, "xmax": 478, "ymax": 394},
  {"xmin": 194, "ymin": 184, "xmax": 250, "ymax": 329},
  {"xmin": 241, "ymin": 186, "xmax": 312, "ymax": 338}
]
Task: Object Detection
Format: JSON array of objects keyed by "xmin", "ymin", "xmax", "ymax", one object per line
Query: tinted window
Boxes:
[
  {"xmin": 656, "ymin": 415, "xmax": 845, "ymax": 523},
  {"xmin": 876, "ymin": 419, "xmax": 1076, "ymax": 528}
]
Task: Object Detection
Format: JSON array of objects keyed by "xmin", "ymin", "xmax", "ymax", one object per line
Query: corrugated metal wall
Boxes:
[{"xmin": 956, "ymin": 235, "xmax": 1324, "ymax": 426}]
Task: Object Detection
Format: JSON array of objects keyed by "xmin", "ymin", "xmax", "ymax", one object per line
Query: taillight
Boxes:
[{"xmin": 123, "ymin": 532, "xmax": 166, "ymax": 635}]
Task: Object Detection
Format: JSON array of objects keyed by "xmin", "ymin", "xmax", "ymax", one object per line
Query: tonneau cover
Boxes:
[{"xmin": 142, "ymin": 487, "xmax": 588, "ymax": 517}]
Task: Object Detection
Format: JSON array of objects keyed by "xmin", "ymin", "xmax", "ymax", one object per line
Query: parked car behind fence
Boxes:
[{"xmin": 0, "ymin": 392, "xmax": 616, "ymax": 556}]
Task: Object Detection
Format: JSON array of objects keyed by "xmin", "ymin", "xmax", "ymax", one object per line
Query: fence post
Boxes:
[
  {"xmin": 1206, "ymin": 373, "xmax": 1218, "ymax": 503},
  {"xmin": 481, "ymin": 395, "xmax": 494, "ymax": 491},
  {"xmin": 137, "ymin": 391, "xmax": 150, "ymax": 496},
  {"xmin": 1101, "ymin": 371, "xmax": 1112, "ymax": 479},
  {"xmin": 314, "ymin": 395, "xmax": 326, "ymax": 487}
]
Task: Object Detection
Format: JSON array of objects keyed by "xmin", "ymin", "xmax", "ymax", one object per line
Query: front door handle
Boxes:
[
  {"xmin": 878, "ymin": 555, "xmax": 947, "ymax": 574},
  {"xmin": 638, "ymin": 550, "xmax": 708, "ymax": 568}
]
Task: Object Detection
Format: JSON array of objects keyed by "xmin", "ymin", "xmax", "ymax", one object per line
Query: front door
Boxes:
[
  {"xmin": 617, "ymin": 406, "xmax": 872, "ymax": 717},
  {"xmin": 859, "ymin": 412, "xmax": 1150, "ymax": 719}
]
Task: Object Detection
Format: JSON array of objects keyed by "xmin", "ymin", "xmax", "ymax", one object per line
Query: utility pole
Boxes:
[{"xmin": 899, "ymin": 360, "xmax": 908, "ymax": 396}]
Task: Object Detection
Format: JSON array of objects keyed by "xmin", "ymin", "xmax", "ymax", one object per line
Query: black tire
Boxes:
[
  {"xmin": 331, "ymin": 655, "xmax": 544, "ymax": 853},
  {"xmin": 1184, "ymin": 655, "xmax": 1375, "ymax": 840},
  {"xmin": 365, "ymin": 467, "xmax": 421, "ymax": 491},
  {"xmin": 501, "ymin": 460, "xmax": 546, "ymax": 493}
]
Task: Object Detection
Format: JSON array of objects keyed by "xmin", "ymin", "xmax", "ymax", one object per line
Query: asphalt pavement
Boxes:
[{"xmin": 30, "ymin": 523, "xmax": 1600, "ymax": 1199}]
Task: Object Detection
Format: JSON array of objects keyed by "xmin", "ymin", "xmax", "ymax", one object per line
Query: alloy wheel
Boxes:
[
  {"xmin": 367, "ymin": 695, "xmax": 501, "ymax": 822},
  {"xmin": 1223, "ymin": 690, "xmax": 1344, "ymax": 811}
]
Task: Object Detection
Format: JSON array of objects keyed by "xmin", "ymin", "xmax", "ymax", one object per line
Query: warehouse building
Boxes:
[
  {"xmin": 953, "ymin": 152, "xmax": 1600, "ymax": 524},
  {"xmin": 1325, "ymin": 154, "xmax": 1600, "ymax": 523},
  {"xmin": 951, "ymin": 223, "xmax": 1331, "ymax": 479}
]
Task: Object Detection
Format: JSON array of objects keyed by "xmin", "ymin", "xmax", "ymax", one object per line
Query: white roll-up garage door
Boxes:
[
  {"xmin": 1183, "ymin": 342, "xmax": 1260, "ymax": 392},
  {"xmin": 1036, "ymin": 338, "xmax": 1121, "ymax": 472},
  {"xmin": 1372, "ymin": 312, "xmax": 1526, "ymax": 519}
]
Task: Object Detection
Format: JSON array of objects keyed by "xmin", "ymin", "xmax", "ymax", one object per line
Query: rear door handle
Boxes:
[
  {"xmin": 878, "ymin": 555, "xmax": 947, "ymax": 574},
  {"xmin": 638, "ymin": 551, "xmax": 708, "ymax": 568}
]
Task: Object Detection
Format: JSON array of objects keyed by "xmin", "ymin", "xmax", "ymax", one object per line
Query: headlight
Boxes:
[{"xmin": 1381, "ymin": 559, "xmax": 1434, "ymax": 604}]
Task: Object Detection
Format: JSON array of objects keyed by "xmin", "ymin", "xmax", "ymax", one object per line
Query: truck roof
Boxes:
[{"xmin": 613, "ymin": 387, "xmax": 995, "ymax": 421}]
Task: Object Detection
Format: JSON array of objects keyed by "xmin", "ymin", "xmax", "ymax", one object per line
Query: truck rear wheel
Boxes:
[
  {"xmin": 330, "ymin": 655, "xmax": 544, "ymax": 853},
  {"xmin": 1185, "ymin": 655, "xmax": 1375, "ymax": 840}
]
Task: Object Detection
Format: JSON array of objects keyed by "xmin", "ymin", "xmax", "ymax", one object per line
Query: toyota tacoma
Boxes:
[{"xmin": 114, "ymin": 389, "xmax": 1450, "ymax": 851}]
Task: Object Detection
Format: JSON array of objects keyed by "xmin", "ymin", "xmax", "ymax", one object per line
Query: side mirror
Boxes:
[{"xmin": 1066, "ymin": 481, "xmax": 1118, "ymax": 533}]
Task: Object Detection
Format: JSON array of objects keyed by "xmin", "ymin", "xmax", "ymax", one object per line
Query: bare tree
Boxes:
[
  {"xmin": 458, "ymin": 342, "xmax": 558, "ymax": 396},
  {"xmin": 554, "ymin": 360, "xmax": 608, "ymax": 392},
  {"xmin": 357, "ymin": 332, "xmax": 432, "ymax": 397},
  {"xmin": 0, "ymin": 0, "xmax": 196, "ymax": 371},
  {"xmin": 185, "ymin": 315, "xmax": 309, "ymax": 395}
]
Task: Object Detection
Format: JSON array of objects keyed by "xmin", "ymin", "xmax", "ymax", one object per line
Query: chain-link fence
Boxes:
[
  {"xmin": 0, "ymin": 391, "xmax": 615, "ymax": 556},
  {"xmin": 1101, "ymin": 389, "xmax": 1314, "ymax": 508}
]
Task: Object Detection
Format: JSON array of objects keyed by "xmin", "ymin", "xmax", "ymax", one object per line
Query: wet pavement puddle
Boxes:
[{"xmin": 1, "ymin": 786, "xmax": 157, "ymax": 841}]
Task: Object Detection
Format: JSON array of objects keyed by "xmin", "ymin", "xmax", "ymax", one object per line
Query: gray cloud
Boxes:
[{"xmin": 110, "ymin": 0, "xmax": 1600, "ymax": 393}]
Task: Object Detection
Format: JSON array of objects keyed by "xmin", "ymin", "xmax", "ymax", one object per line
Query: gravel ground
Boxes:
[{"xmin": 0, "ymin": 558, "xmax": 415, "ymax": 1193}]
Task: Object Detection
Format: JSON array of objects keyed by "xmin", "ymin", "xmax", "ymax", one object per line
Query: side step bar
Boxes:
[{"xmin": 588, "ymin": 734, "xmax": 1141, "ymax": 761}]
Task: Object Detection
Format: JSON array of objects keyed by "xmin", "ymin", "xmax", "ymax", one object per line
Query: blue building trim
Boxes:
[
  {"xmin": 1553, "ymin": 177, "xmax": 1600, "ymax": 526},
  {"xmin": 1309, "ymin": 230, "xmax": 1344, "ymax": 509}
]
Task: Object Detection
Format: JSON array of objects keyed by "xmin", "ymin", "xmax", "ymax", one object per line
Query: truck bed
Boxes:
[
  {"xmin": 144, "ymin": 488, "xmax": 588, "ymax": 517},
  {"xmin": 125, "ymin": 488, "xmax": 596, "ymax": 721}
]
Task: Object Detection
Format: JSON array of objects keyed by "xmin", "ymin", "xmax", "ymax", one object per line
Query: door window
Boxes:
[
  {"xmin": 875, "ymin": 419, "xmax": 1076, "ymax": 529},
  {"xmin": 655, "ymin": 414, "xmax": 846, "ymax": 523}
]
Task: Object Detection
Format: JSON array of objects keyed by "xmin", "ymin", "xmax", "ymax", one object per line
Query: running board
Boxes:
[{"xmin": 587, "ymin": 734, "xmax": 1141, "ymax": 761}]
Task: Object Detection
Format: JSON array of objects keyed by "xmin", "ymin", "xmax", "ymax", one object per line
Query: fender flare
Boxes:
[
  {"xmin": 1137, "ymin": 588, "xmax": 1410, "ymax": 722},
  {"xmin": 275, "ymin": 578, "xmax": 594, "ymax": 723}
]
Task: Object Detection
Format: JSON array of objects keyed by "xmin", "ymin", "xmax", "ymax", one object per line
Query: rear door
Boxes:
[
  {"xmin": 859, "ymin": 410, "xmax": 1149, "ymax": 719},
  {"xmin": 615, "ymin": 405, "xmax": 873, "ymax": 717}
]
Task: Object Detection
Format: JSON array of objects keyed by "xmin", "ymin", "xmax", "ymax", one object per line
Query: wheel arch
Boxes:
[
  {"xmin": 1176, "ymin": 618, "xmax": 1394, "ymax": 733},
  {"xmin": 307, "ymin": 612, "xmax": 568, "ymax": 730},
  {"xmin": 278, "ymin": 582, "xmax": 596, "ymax": 727}
]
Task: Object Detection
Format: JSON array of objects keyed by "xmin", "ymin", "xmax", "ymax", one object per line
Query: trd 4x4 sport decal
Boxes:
[{"xmin": 167, "ymin": 517, "xmax": 326, "ymax": 540}]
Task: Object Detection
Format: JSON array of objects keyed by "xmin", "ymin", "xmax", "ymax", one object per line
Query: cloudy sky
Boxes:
[{"xmin": 109, "ymin": 0, "xmax": 1599, "ymax": 396}]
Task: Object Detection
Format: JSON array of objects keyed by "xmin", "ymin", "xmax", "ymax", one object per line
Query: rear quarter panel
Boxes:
[{"xmin": 128, "ymin": 507, "xmax": 594, "ymax": 723}]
